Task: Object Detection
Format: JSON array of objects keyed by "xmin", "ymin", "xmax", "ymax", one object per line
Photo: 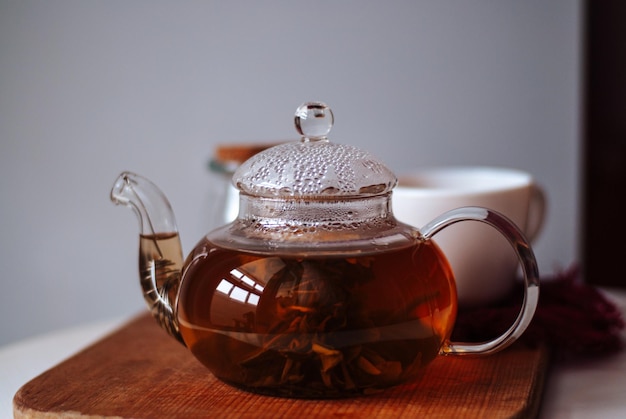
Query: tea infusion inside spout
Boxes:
[{"xmin": 111, "ymin": 171, "xmax": 185, "ymax": 343}]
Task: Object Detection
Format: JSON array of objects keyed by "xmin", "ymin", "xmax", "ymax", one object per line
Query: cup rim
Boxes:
[{"xmin": 394, "ymin": 166, "xmax": 534, "ymax": 196}]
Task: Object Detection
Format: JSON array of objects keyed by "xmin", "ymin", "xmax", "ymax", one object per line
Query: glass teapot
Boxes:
[{"xmin": 111, "ymin": 102, "xmax": 539, "ymax": 399}]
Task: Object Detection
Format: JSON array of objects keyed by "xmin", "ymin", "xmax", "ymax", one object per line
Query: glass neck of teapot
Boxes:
[{"xmin": 236, "ymin": 193, "xmax": 394, "ymax": 227}]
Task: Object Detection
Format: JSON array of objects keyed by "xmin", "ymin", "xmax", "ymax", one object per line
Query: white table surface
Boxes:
[{"xmin": 2, "ymin": 290, "xmax": 625, "ymax": 419}]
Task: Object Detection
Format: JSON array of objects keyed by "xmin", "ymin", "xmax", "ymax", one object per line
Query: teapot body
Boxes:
[
  {"xmin": 175, "ymin": 218, "xmax": 456, "ymax": 398},
  {"xmin": 113, "ymin": 102, "xmax": 539, "ymax": 399}
]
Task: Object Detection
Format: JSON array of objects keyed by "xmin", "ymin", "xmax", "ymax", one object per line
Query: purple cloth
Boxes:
[{"xmin": 451, "ymin": 267, "xmax": 625, "ymax": 361}]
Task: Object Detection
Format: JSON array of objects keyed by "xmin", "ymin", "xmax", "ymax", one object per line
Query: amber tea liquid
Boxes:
[
  {"xmin": 139, "ymin": 233, "xmax": 183, "ymax": 313},
  {"xmin": 172, "ymin": 238, "xmax": 457, "ymax": 398}
]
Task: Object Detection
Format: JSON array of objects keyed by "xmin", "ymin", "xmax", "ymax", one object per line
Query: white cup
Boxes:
[{"xmin": 392, "ymin": 166, "xmax": 546, "ymax": 307}]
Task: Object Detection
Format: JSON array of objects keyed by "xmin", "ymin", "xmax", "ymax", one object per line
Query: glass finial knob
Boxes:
[{"xmin": 294, "ymin": 102, "xmax": 334, "ymax": 142}]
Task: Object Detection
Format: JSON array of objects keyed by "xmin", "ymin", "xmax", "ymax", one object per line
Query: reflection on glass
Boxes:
[{"xmin": 215, "ymin": 268, "xmax": 265, "ymax": 306}]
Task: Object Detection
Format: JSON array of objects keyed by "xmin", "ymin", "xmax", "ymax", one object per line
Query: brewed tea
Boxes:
[{"xmin": 176, "ymin": 239, "xmax": 456, "ymax": 398}]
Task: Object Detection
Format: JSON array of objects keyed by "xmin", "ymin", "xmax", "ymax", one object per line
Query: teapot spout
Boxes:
[{"xmin": 111, "ymin": 172, "xmax": 184, "ymax": 344}]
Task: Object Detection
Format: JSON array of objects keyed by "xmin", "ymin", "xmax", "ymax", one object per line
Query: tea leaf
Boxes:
[{"xmin": 356, "ymin": 356, "xmax": 382, "ymax": 375}]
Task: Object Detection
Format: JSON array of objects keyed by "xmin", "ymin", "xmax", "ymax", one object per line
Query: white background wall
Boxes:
[{"xmin": 0, "ymin": 0, "xmax": 581, "ymax": 346}]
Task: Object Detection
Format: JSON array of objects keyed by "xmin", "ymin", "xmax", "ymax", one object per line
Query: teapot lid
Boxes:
[{"xmin": 233, "ymin": 102, "xmax": 397, "ymax": 198}]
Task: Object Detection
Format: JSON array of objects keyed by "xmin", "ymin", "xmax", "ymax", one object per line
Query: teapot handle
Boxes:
[{"xmin": 420, "ymin": 206, "xmax": 540, "ymax": 355}]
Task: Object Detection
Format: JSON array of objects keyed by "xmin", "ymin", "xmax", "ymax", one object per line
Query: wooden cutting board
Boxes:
[{"xmin": 13, "ymin": 313, "xmax": 549, "ymax": 419}]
